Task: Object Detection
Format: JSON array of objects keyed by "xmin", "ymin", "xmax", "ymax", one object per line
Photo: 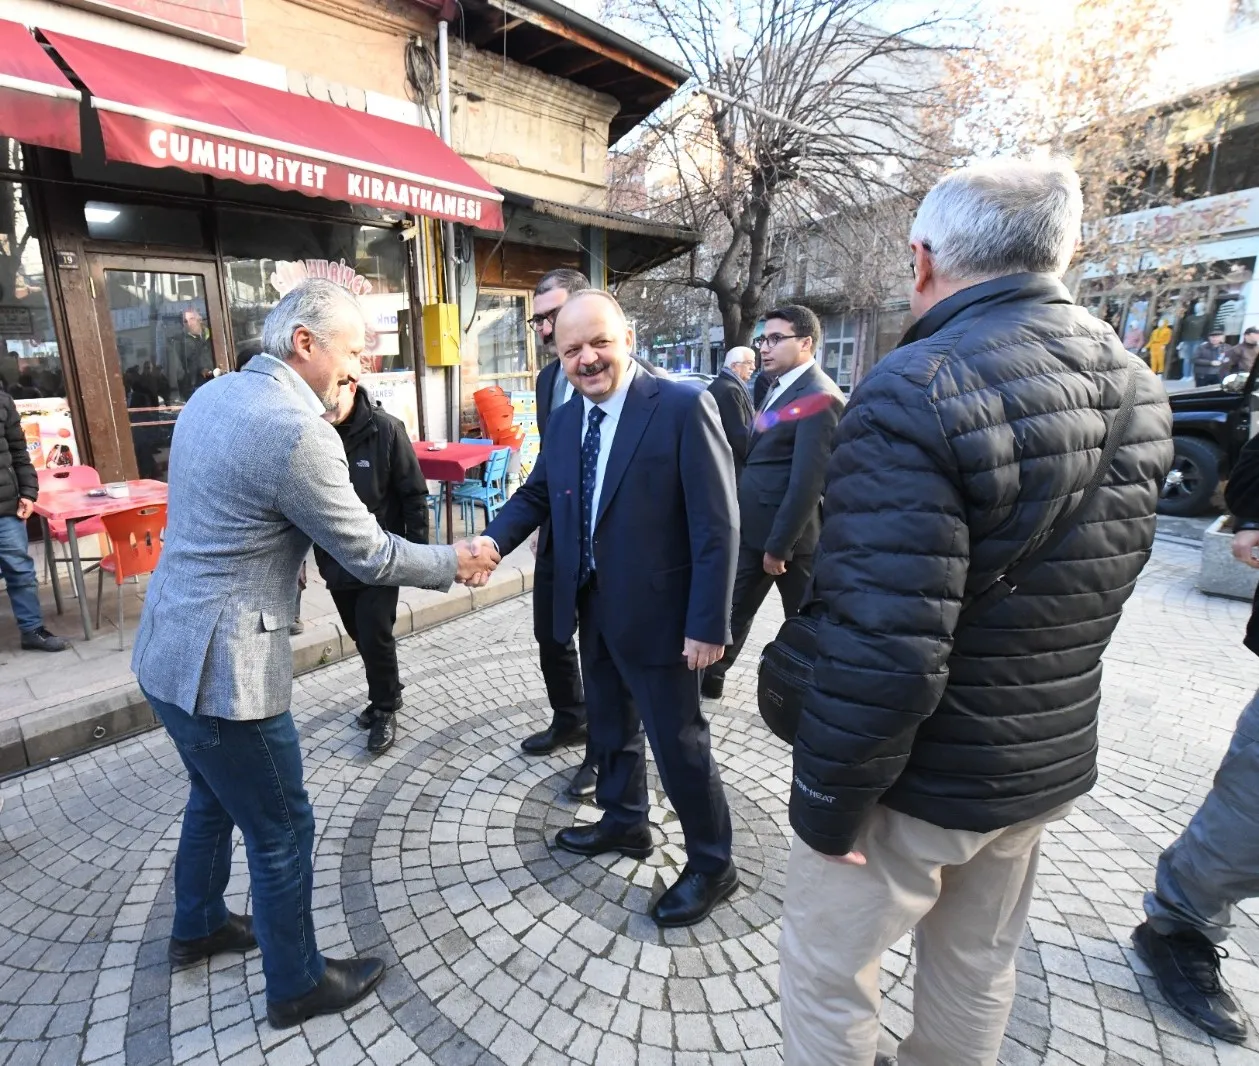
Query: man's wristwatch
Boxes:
[{"xmin": 1236, "ymin": 519, "xmax": 1259, "ymax": 532}]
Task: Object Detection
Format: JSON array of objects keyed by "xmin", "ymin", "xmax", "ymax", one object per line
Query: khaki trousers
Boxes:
[{"xmin": 780, "ymin": 802, "xmax": 1069, "ymax": 1066}]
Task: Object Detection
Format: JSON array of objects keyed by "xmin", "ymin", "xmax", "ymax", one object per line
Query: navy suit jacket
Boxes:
[{"xmin": 487, "ymin": 368, "xmax": 738, "ymax": 665}]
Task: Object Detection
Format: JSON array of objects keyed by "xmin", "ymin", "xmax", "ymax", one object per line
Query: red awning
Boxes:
[
  {"xmin": 0, "ymin": 21, "xmax": 81, "ymax": 154},
  {"xmin": 43, "ymin": 31, "xmax": 504, "ymax": 230}
]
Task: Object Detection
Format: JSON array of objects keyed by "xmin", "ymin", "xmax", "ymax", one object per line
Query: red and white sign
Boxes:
[
  {"xmin": 44, "ymin": 31, "xmax": 505, "ymax": 229},
  {"xmin": 15, "ymin": 398, "xmax": 80, "ymax": 470},
  {"xmin": 57, "ymin": 0, "xmax": 246, "ymax": 50},
  {"xmin": 0, "ymin": 20, "xmax": 81, "ymax": 154}
]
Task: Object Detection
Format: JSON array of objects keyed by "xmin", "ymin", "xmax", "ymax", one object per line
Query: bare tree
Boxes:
[
  {"xmin": 603, "ymin": 0, "xmax": 956, "ymax": 348},
  {"xmin": 946, "ymin": 0, "xmax": 1236, "ymax": 279}
]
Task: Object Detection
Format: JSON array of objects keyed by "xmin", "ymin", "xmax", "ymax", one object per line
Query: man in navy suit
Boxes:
[{"xmin": 479, "ymin": 289, "xmax": 741, "ymax": 927}]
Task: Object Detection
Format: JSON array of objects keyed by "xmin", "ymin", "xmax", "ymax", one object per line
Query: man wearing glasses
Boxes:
[{"xmin": 701, "ymin": 304, "xmax": 844, "ymax": 700}]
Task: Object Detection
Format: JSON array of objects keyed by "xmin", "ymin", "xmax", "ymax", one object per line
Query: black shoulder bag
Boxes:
[{"xmin": 756, "ymin": 369, "xmax": 1139, "ymax": 745}]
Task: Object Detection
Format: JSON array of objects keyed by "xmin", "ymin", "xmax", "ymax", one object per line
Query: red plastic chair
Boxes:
[
  {"xmin": 95, "ymin": 504, "xmax": 166, "ymax": 649},
  {"xmin": 38, "ymin": 466, "xmax": 107, "ymax": 596}
]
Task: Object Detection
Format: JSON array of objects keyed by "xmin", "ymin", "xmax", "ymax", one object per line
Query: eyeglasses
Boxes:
[
  {"xmin": 754, "ymin": 333, "xmax": 803, "ymax": 350},
  {"xmin": 527, "ymin": 308, "xmax": 558, "ymax": 333}
]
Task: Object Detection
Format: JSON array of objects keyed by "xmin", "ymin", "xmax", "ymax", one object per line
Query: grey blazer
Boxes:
[{"xmin": 132, "ymin": 356, "xmax": 457, "ymax": 720}]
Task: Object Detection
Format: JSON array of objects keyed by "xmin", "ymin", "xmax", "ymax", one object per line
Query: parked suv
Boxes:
[{"xmin": 1160, "ymin": 365, "xmax": 1258, "ymax": 515}]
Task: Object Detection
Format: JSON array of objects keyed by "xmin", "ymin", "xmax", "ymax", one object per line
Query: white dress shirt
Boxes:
[
  {"xmin": 581, "ymin": 361, "xmax": 636, "ymax": 564},
  {"xmin": 256, "ymin": 353, "xmax": 325, "ymax": 416},
  {"xmin": 759, "ymin": 358, "xmax": 815, "ymax": 413}
]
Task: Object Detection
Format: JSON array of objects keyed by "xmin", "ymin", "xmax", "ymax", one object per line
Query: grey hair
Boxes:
[
  {"xmin": 725, "ymin": 346, "xmax": 755, "ymax": 368},
  {"xmin": 261, "ymin": 278, "xmax": 365, "ymax": 360},
  {"xmin": 909, "ymin": 158, "xmax": 1083, "ymax": 281}
]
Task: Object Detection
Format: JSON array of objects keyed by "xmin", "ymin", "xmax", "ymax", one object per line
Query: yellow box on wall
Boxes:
[{"xmin": 422, "ymin": 303, "xmax": 460, "ymax": 366}]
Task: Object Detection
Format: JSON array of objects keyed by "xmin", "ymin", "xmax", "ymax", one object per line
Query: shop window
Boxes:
[
  {"xmin": 84, "ymin": 200, "xmax": 205, "ymax": 249},
  {"xmin": 1120, "ymin": 293, "xmax": 1152, "ymax": 354},
  {"xmin": 466, "ymin": 290, "xmax": 532, "ymax": 403},
  {"xmin": 0, "ymin": 179, "xmax": 75, "ymax": 466},
  {"xmin": 821, "ymin": 314, "xmax": 858, "ymax": 388}
]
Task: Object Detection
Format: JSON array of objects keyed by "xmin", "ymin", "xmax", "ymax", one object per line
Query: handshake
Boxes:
[{"xmin": 453, "ymin": 536, "xmax": 501, "ymax": 587}]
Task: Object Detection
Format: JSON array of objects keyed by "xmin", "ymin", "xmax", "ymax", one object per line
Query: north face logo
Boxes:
[{"xmin": 356, "ymin": 459, "xmax": 371, "ymax": 468}]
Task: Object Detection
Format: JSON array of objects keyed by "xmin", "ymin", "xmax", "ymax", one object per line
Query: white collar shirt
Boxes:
[
  {"xmin": 579, "ymin": 361, "xmax": 636, "ymax": 562},
  {"xmin": 760, "ymin": 358, "xmax": 815, "ymax": 413}
]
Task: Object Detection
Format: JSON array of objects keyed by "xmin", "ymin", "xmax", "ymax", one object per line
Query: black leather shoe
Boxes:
[
  {"xmin": 169, "ymin": 912, "xmax": 257, "ymax": 966},
  {"xmin": 20, "ymin": 626, "xmax": 69, "ymax": 652},
  {"xmin": 357, "ymin": 697, "xmax": 402, "ymax": 730},
  {"xmin": 266, "ymin": 956, "xmax": 386, "ymax": 1030},
  {"xmin": 521, "ymin": 721, "xmax": 587, "ymax": 755},
  {"xmin": 1132, "ymin": 922, "xmax": 1249, "ymax": 1043},
  {"xmin": 700, "ymin": 674, "xmax": 724, "ymax": 700},
  {"xmin": 651, "ymin": 863, "xmax": 739, "ymax": 927},
  {"xmin": 555, "ymin": 822, "xmax": 653, "ymax": 859},
  {"xmin": 566, "ymin": 762, "xmax": 597, "ymax": 799},
  {"xmin": 367, "ymin": 713, "xmax": 396, "ymax": 755}
]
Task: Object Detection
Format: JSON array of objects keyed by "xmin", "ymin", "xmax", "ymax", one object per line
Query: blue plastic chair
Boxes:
[
  {"xmin": 454, "ymin": 447, "xmax": 512, "ymax": 531},
  {"xmin": 426, "ymin": 485, "xmax": 445, "ymax": 542}
]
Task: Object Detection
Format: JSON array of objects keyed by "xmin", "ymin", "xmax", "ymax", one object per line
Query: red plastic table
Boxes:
[
  {"xmin": 413, "ymin": 441, "xmax": 496, "ymax": 544},
  {"xmin": 31, "ymin": 478, "xmax": 168, "ymax": 640}
]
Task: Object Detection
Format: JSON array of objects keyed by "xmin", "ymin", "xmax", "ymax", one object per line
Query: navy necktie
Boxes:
[{"xmin": 579, "ymin": 406, "xmax": 605, "ymax": 587}]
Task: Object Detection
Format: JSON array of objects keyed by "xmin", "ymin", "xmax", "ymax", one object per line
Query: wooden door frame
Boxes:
[{"xmin": 83, "ymin": 253, "xmax": 230, "ymax": 480}]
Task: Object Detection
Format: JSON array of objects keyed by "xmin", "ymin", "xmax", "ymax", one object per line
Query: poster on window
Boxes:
[
  {"xmin": 14, "ymin": 397, "xmax": 80, "ymax": 469},
  {"xmin": 361, "ymin": 371, "xmax": 419, "ymax": 443}
]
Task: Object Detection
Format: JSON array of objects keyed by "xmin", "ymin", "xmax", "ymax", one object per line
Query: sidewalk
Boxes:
[{"xmin": 0, "ymin": 536, "xmax": 535, "ymax": 775}]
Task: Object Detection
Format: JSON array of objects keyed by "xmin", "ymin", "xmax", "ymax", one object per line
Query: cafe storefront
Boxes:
[{"xmin": 0, "ymin": 19, "xmax": 503, "ymax": 483}]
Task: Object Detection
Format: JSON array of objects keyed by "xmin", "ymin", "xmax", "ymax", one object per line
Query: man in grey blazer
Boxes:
[
  {"xmin": 132, "ymin": 279, "xmax": 496, "ymax": 1029},
  {"xmin": 702, "ymin": 305, "xmax": 845, "ymax": 700}
]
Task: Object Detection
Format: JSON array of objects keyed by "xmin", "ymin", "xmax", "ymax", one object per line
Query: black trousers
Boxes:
[
  {"xmin": 534, "ymin": 543, "xmax": 587, "ymax": 735},
  {"xmin": 706, "ymin": 544, "xmax": 814, "ymax": 682},
  {"xmin": 331, "ymin": 585, "xmax": 402, "ymax": 711},
  {"xmin": 579, "ymin": 582, "xmax": 733, "ymax": 874}
]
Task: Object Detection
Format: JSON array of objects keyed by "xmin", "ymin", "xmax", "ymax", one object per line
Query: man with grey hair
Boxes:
[
  {"xmin": 707, "ymin": 346, "xmax": 755, "ymax": 480},
  {"xmin": 132, "ymin": 278, "xmax": 498, "ymax": 1029},
  {"xmin": 779, "ymin": 159, "xmax": 1172, "ymax": 1063}
]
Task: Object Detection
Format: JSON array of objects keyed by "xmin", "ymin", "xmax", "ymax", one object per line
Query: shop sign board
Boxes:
[
  {"xmin": 60, "ymin": 0, "xmax": 247, "ymax": 50},
  {"xmin": 361, "ymin": 371, "xmax": 419, "ymax": 443},
  {"xmin": 15, "ymin": 397, "xmax": 80, "ymax": 470},
  {"xmin": 1086, "ymin": 188, "xmax": 1259, "ymax": 247},
  {"xmin": 0, "ymin": 307, "xmax": 34, "ymax": 339}
]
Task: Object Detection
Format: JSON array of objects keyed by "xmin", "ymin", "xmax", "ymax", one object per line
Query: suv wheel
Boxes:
[{"xmin": 1158, "ymin": 436, "xmax": 1223, "ymax": 516}]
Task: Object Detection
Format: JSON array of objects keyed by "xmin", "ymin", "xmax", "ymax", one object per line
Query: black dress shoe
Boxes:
[
  {"xmin": 367, "ymin": 713, "xmax": 396, "ymax": 755},
  {"xmin": 565, "ymin": 762, "xmax": 597, "ymax": 799},
  {"xmin": 266, "ymin": 956, "xmax": 386, "ymax": 1030},
  {"xmin": 1132, "ymin": 922, "xmax": 1249, "ymax": 1043},
  {"xmin": 651, "ymin": 863, "xmax": 739, "ymax": 927},
  {"xmin": 169, "ymin": 912, "xmax": 257, "ymax": 966},
  {"xmin": 555, "ymin": 822, "xmax": 653, "ymax": 859},
  {"xmin": 700, "ymin": 674, "xmax": 724, "ymax": 700},
  {"xmin": 521, "ymin": 721, "xmax": 587, "ymax": 755},
  {"xmin": 357, "ymin": 697, "xmax": 402, "ymax": 730}
]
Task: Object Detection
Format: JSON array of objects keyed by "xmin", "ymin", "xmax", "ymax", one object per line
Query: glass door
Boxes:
[{"xmin": 87, "ymin": 256, "xmax": 228, "ymax": 481}]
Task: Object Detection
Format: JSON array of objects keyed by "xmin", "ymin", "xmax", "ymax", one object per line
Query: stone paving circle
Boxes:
[{"xmin": 3, "ymin": 538, "xmax": 1259, "ymax": 1064}]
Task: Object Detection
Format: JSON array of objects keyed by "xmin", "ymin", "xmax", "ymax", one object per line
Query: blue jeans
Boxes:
[
  {"xmin": 1145, "ymin": 689, "xmax": 1259, "ymax": 943},
  {"xmin": 146, "ymin": 691, "xmax": 326, "ymax": 1001},
  {"xmin": 0, "ymin": 514, "xmax": 42, "ymax": 633}
]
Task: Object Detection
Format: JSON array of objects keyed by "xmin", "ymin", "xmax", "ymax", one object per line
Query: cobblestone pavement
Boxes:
[{"xmin": 4, "ymin": 538, "xmax": 1259, "ymax": 1065}]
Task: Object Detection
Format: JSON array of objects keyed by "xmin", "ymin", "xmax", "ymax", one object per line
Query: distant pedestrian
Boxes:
[
  {"xmin": 314, "ymin": 378, "xmax": 430, "ymax": 756},
  {"xmin": 1194, "ymin": 328, "xmax": 1231, "ymax": 386},
  {"xmin": 706, "ymin": 347, "xmax": 756, "ymax": 480},
  {"xmin": 0, "ymin": 389, "xmax": 68, "ymax": 652},
  {"xmin": 779, "ymin": 158, "xmax": 1172, "ymax": 1065},
  {"xmin": 701, "ymin": 305, "xmax": 844, "ymax": 701},
  {"xmin": 1226, "ymin": 326, "xmax": 1259, "ymax": 378},
  {"xmin": 1131, "ymin": 431, "xmax": 1259, "ymax": 1045}
]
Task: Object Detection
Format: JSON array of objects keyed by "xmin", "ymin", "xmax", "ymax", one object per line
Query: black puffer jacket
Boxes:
[
  {"xmin": 1, "ymin": 390, "xmax": 38, "ymax": 518},
  {"xmin": 1224, "ymin": 435, "xmax": 1259, "ymax": 657},
  {"xmin": 792, "ymin": 274, "xmax": 1173, "ymax": 855},
  {"xmin": 313, "ymin": 387, "xmax": 429, "ymax": 591}
]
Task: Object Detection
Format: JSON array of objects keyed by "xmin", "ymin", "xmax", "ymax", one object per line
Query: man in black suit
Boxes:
[
  {"xmin": 478, "ymin": 289, "xmax": 740, "ymax": 927},
  {"xmin": 707, "ymin": 347, "xmax": 756, "ymax": 479},
  {"xmin": 524, "ymin": 268, "xmax": 598, "ymax": 799},
  {"xmin": 702, "ymin": 304, "xmax": 845, "ymax": 700}
]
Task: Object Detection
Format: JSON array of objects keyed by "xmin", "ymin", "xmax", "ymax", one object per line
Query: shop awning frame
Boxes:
[
  {"xmin": 0, "ymin": 19, "xmax": 82, "ymax": 155},
  {"xmin": 41, "ymin": 30, "xmax": 505, "ymax": 230}
]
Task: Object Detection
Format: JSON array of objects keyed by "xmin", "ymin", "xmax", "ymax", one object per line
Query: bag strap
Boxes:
[{"xmin": 957, "ymin": 366, "xmax": 1139, "ymax": 628}]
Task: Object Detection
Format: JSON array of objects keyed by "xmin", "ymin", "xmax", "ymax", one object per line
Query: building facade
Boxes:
[{"xmin": 0, "ymin": 0, "xmax": 694, "ymax": 483}]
